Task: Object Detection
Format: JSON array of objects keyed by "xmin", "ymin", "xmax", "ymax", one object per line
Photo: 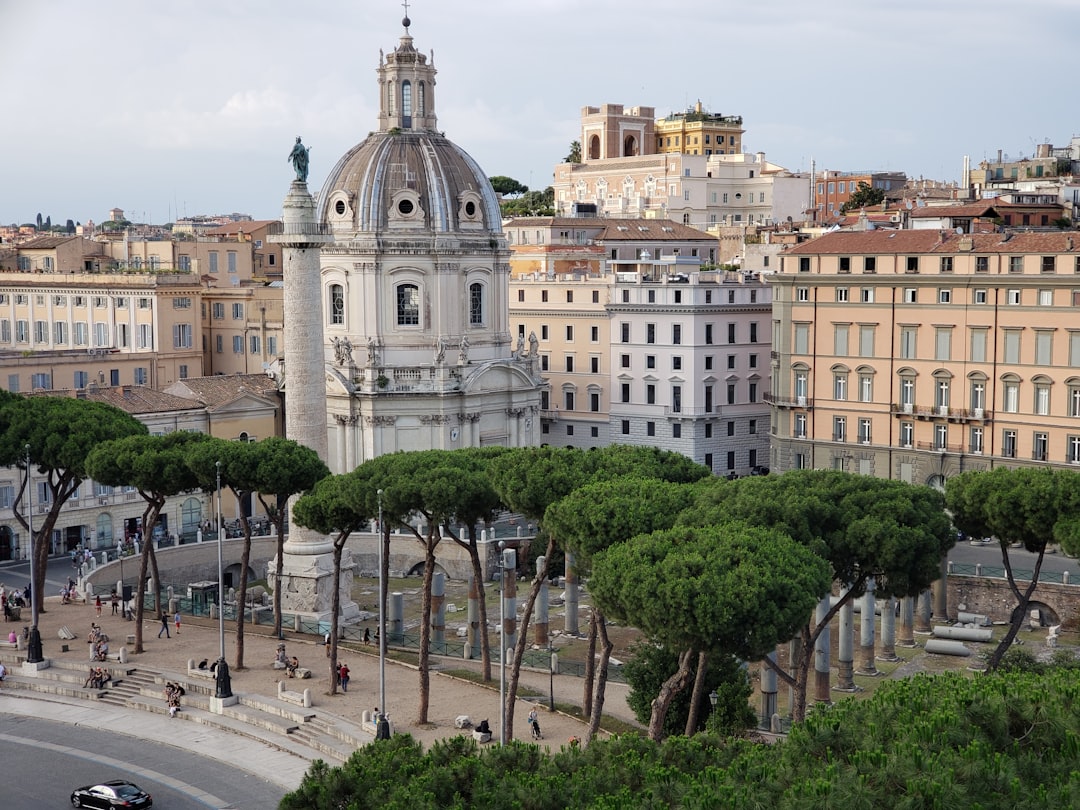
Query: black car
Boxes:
[{"xmin": 70, "ymin": 780, "xmax": 153, "ymax": 808}]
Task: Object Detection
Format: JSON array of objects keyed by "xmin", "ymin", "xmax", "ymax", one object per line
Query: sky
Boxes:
[{"xmin": 1, "ymin": 0, "xmax": 1077, "ymax": 227}]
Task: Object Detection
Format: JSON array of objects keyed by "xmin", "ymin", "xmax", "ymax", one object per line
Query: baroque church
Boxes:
[{"xmin": 291, "ymin": 15, "xmax": 543, "ymax": 473}]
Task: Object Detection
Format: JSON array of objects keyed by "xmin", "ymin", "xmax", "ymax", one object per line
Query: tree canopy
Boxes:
[
  {"xmin": 840, "ymin": 180, "xmax": 885, "ymax": 213},
  {"xmin": 499, "ymin": 187, "xmax": 555, "ymax": 217},
  {"xmin": 488, "ymin": 176, "xmax": 528, "ymax": 196}
]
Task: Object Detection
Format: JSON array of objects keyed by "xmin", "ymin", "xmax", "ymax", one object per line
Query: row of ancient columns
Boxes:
[{"xmin": 764, "ymin": 570, "xmax": 948, "ymax": 725}]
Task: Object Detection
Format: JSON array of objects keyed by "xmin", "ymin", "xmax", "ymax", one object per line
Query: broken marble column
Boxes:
[
  {"xmin": 931, "ymin": 556, "xmax": 948, "ymax": 621},
  {"xmin": 431, "ymin": 571, "xmax": 445, "ymax": 650},
  {"xmin": 814, "ymin": 594, "xmax": 831, "ymax": 704},
  {"xmin": 836, "ymin": 591, "xmax": 855, "ymax": 691},
  {"xmin": 897, "ymin": 595, "xmax": 916, "ymax": 647},
  {"xmin": 760, "ymin": 650, "xmax": 778, "ymax": 723},
  {"xmin": 534, "ymin": 555, "xmax": 549, "ymax": 646},
  {"xmin": 878, "ymin": 595, "xmax": 898, "ymax": 662},
  {"xmin": 389, "ymin": 591, "xmax": 403, "ymax": 643},
  {"xmin": 857, "ymin": 580, "xmax": 878, "ymax": 675},
  {"xmin": 915, "ymin": 590, "xmax": 932, "ymax": 634},
  {"xmin": 564, "ymin": 551, "xmax": 579, "ymax": 635},
  {"xmin": 465, "ymin": 575, "xmax": 481, "ymax": 660}
]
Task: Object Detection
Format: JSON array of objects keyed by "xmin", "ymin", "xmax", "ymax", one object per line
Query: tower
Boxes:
[
  {"xmin": 314, "ymin": 15, "xmax": 543, "ymax": 472},
  {"xmin": 269, "ymin": 176, "xmax": 359, "ymax": 622}
]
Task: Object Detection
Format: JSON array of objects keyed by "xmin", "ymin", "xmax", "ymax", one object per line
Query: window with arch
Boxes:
[
  {"xmin": 1068, "ymin": 378, "xmax": 1080, "ymax": 417},
  {"xmin": 898, "ymin": 369, "xmax": 916, "ymax": 410},
  {"xmin": 969, "ymin": 374, "xmax": 987, "ymax": 411},
  {"xmin": 469, "ymin": 282, "xmax": 484, "ymax": 326},
  {"xmin": 397, "ymin": 283, "xmax": 420, "ymax": 325},
  {"xmin": 1001, "ymin": 374, "xmax": 1020, "ymax": 413},
  {"xmin": 402, "ymin": 80, "xmax": 412, "ymax": 126},
  {"xmin": 588, "ymin": 135, "xmax": 600, "ymax": 160},
  {"xmin": 793, "ymin": 365, "xmax": 809, "ymax": 401},
  {"xmin": 329, "ymin": 284, "xmax": 344, "ymax": 325},
  {"xmin": 1033, "ymin": 375, "xmax": 1052, "ymax": 416}
]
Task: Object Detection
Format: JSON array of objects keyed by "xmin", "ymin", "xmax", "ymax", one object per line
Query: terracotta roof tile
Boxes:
[
  {"xmin": 165, "ymin": 373, "xmax": 280, "ymax": 407},
  {"xmin": 908, "ymin": 203, "xmax": 1000, "ymax": 219},
  {"xmin": 32, "ymin": 386, "xmax": 204, "ymax": 415},
  {"xmin": 785, "ymin": 229, "xmax": 1080, "ymax": 256}
]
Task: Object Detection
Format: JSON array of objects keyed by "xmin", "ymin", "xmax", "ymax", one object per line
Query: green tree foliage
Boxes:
[
  {"xmin": 623, "ymin": 640, "xmax": 755, "ymax": 739},
  {"xmin": 0, "ymin": 395, "xmax": 147, "ymax": 617},
  {"xmin": 946, "ymin": 467, "xmax": 1080, "ymax": 669},
  {"xmin": 282, "ymin": 668, "xmax": 1080, "ymax": 809},
  {"xmin": 500, "ymin": 187, "xmax": 555, "ymax": 217},
  {"xmin": 86, "ymin": 431, "xmax": 209, "ymax": 651},
  {"xmin": 565, "ymin": 140, "xmax": 582, "ymax": 164},
  {"xmin": 488, "ymin": 176, "xmax": 528, "ymax": 196},
  {"xmin": 682, "ymin": 469, "xmax": 953, "ymax": 721},
  {"xmin": 293, "ymin": 472, "xmax": 371, "ymax": 691},
  {"xmin": 839, "ymin": 180, "xmax": 885, "ymax": 213},
  {"xmin": 589, "ymin": 523, "xmax": 831, "ymax": 739},
  {"xmin": 244, "ymin": 437, "xmax": 329, "ymax": 638}
]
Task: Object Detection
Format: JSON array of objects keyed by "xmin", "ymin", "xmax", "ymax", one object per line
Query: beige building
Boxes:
[
  {"xmin": 509, "ymin": 217, "xmax": 772, "ymax": 472},
  {"xmin": 769, "ymin": 229, "xmax": 1080, "ymax": 486},
  {"xmin": 654, "ymin": 101, "xmax": 744, "ymax": 157}
]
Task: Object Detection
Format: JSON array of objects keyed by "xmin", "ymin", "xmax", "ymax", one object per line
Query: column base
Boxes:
[
  {"xmin": 210, "ymin": 694, "xmax": 240, "ymax": 714},
  {"xmin": 271, "ymin": 548, "xmax": 361, "ymax": 623}
]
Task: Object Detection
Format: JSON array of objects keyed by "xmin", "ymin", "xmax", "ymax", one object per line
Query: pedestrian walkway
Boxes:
[{"xmin": 1, "ymin": 593, "xmax": 628, "ymax": 791}]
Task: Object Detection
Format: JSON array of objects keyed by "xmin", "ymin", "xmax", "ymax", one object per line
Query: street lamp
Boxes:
[
  {"xmin": 499, "ymin": 541, "xmax": 505, "ymax": 745},
  {"xmin": 377, "ymin": 488, "xmax": 386, "ymax": 720},
  {"xmin": 214, "ymin": 461, "xmax": 232, "ymax": 699},
  {"xmin": 24, "ymin": 444, "xmax": 43, "ymax": 663}
]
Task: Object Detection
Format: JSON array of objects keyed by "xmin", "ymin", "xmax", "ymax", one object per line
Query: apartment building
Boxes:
[
  {"xmin": 509, "ymin": 217, "xmax": 772, "ymax": 472},
  {"xmin": 768, "ymin": 229, "xmax": 1080, "ymax": 486},
  {"xmin": 811, "ymin": 170, "xmax": 907, "ymax": 222}
]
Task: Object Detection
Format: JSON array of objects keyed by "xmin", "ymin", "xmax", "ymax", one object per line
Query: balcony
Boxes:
[
  {"xmin": 764, "ymin": 392, "xmax": 812, "ymax": 409},
  {"xmin": 663, "ymin": 405, "xmax": 717, "ymax": 417},
  {"xmin": 892, "ymin": 404, "xmax": 992, "ymax": 422},
  {"xmin": 916, "ymin": 442, "xmax": 963, "ymax": 453}
]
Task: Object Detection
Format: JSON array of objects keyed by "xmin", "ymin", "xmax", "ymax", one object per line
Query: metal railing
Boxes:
[{"xmin": 947, "ymin": 561, "xmax": 1074, "ymax": 586}]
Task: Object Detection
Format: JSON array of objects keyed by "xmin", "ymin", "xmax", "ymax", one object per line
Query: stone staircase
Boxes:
[{"xmin": 0, "ymin": 651, "xmax": 369, "ymax": 763}]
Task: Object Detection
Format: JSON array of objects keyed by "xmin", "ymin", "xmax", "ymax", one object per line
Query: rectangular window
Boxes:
[
  {"xmin": 250, "ymin": 335, "xmax": 260, "ymax": 354},
  {"xmin": 939, "ymin": 257, "xmax": 953, "ymax": 274},
  {"xmin": 646, "ymin": 355, "xmax": 656, "ymax": 369},
  {"xmin": 672, "ymin": 356, "xmax": 682, "ymax": 371},
  {"xmin": 970, "ymin": 427, "xmax": 984, "ymax": 454},
  {"xmin": 797, "ymin": 287, "xmax": 809, "ymax": 302},
  {"xmin": 540, "ymin": 355, "xmax": 549, "ymax": 371},
  {"xmin": 1035, "ymin": 331, "xmax": 1052, "ymax": 365},
  {"xmin": 590, "ymin": 356, "xmax": 599, "ymax": 374},
  {"xmin": 839, "ymin": 257, "xmax": 851, "ymax": 274},
  {"xmin": 53, "ymin": 322, "xmax": 67, "ymax": 344},
  {"xmin": 173, "ymin": 324, "xmax": 193, "ymax": 349},
  {"xmin": 647, "ymin": 421, "xmax": 656, "ymax": 437},
  {"xmin": 621, "ymin": 323, "xmax": 630, "ymax": 343},
  {"xmin": 900, "ymin": 421, "xmax": 914, "ymax": 448},
  {"xmin": 1039, "ymin": 289, "xmax": 1053, "ymax": 306},
  {"xmin": 728, "ymin": 323, "xmax": 736, "ymax": 344},
  {"xmin": 621, "ymin": 354, "xmax": 630, "ymax": 369},
  {"xmin": 646, "ymin": 384, "xmax": 656, "ymax": 405},
  {"xmin": 974, "ymin": 288, "xmax": 987, "ymax": 304},
  {"xmin": 835, "ymin": 287, "xmax": 850, "ymax": 303},
  {"xmin": 517, "ymin": 289, "xmax": 524, "ymax": 302},
  {"xmin": 540, "ymin": 325, "xmax": 549, "ymax": 340},
  {"xmin": 646, "ymin": 324, "xmax": 655, "ymax": 344},
  {"xmin": 834, "ymin": 324, "xmax": 849, "ymax": 356},
  {"xmin": 1009, "ymin": 256, "xmax": 1024, "ymax": 274},
  {"xmin": 859, "ymin": 374, "xmax": 873, "ymax": 402},
  {"xmin": 975, "ymin": 256, "xmax": 989, "ymax": 273},
  {"xmin": 935, "ymin": 327, "xmax": 952, "ymax": 361},
  {"xmin": 726, "ymin": 451, "xmax": 736, "ymax": 470},
  {"xmin": 794, "ymin": 323, "xmax": 809, "ymax": 354},
  {"xmin": 938, "ymin": 289, "xmax": 951, "ymax": 304},
  {"xmin": 1003, "ymin": 430, "xmax": 1017, "ymax": 459},
  {"xmin": 861, "ymin": 288, "xmax": 874, "ymax": 303},
  {"xmin": 672, "ymin": 324, "xmax": 682, "ymax": 345},
  {"xmin": 705, "ymin": 324, "xmax": 713, "ymax": 345},
  {"xmin": 133, "ymin": 367, "xmax": 147, "ymax": 385},
  {"xmin": 900, "ymin": 326, "xmax": 917, "ymax": 359},
  {"xmin": 750, "ymin": 323, "xmax": 758, "ymax": 343},
  {"xmin": 859, "ymin": 418, "xmax": 872, "ymax": 444},
  {"xmin": 565, "ymin": 356, "xmax": 574, "ymax": 373},
  {"xmin": 565, "ymin": 324, "xmax": 574, "ymax": 342},
  {"xmin": 233, "ymin": 335, "xmax": 243, "ymax": 353},
  {"xmin": 672, "ymin": 423, "xmax": 681, "ymax": 439},
  {"xmin": 232, "ymin": 303, "xmax": 243, "ymax": 320},
  {"xmin": 794, "ymin": 412, "xmax": 807, "ymax": 438},
  {"xmin": 834, "ymin": 374, "xmax": 848, "ymax": 401},
  {"xmin": 859, "ymin": 325, "xmax": 874, "ymax": 357},
  {"xmin": 541, "ymin": 290, "xmax": 548, "ymax": 303},
  {"xmin": 1003, "ymin": 381, "xmax": 1019, "ymax": 413},
  {"xmin": 903, "ymin": 288, "xmax": 917, "ymax": 304},
  {"xmin": 864, "ymin": 257, "xmax": 877, "ymax": 274},
  {"xmin": 727, "ymin": 384, "xmax": 736, "ymax": 405},
  {"xmin": 748, "ymin": 382, "xmax": 758, "ymax": 403},
  {"xmin": 1004, "ymin": 331, "xmax": 1021, "ymax": 364},
  {"xmin": 621, "ymin": 420, "xmax": 630, "ymax": 435},
  {"xmin": 564, "ymin": 391, "xmax": 574, "ymax": 411},
  {"xmin": 621, "ymin": 383, "xmax": 631, "ymax": 403},
  {"xmin": 833, "ymin": 416, "xmax": 847, "ymax": 442},
  {"xmin": 212, "ymin": 302, "xmax": 225, "ymax": 319},
  {"xmin": 1008, "ymin": 289, "xmax": 1021, "ymax": 305},
  {"xmin": 590, "ymin": 326, "xmax": 599, "ymax": 342},
  {"xmin": 970, "ymin": 328, "xmax": 987, "ymax": 363}
]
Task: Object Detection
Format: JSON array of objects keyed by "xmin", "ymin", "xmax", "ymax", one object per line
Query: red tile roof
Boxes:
[{"xmin": 785, "ymin": 230, "xmax": 1080, "ymax": 255}]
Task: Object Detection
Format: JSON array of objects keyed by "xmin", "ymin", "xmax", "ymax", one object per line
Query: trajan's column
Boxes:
[{"xmin": 269, "ymin": 140, "xmax": 359, "ymax": 623}]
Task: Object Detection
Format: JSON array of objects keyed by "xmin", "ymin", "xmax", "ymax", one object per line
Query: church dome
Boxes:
[
  {"xmin": 317, "ymin": 131, "xmax": 502, "ymax": 234},
  {"xmin": 317, "ymin": 23, "xmax": 500, "ymax": 236}
]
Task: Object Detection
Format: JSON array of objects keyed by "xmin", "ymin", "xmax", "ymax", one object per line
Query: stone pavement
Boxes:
[{"xmin": 1, "ymin": 593, "xmax": 635, "ymax": 791}]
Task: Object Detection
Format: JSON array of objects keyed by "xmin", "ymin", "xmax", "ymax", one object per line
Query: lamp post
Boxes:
[
  {"xmin": 214, "ymin": 461, "xmax": 232, "ymax": 699},
  {"xmin": 24, "ymin": 444, "xmax": 43, "ymax": 663},
  {"xmin": 498, "ymin": 541, "xmax": 506, "ymax": 745},
  {"xmin": 377, "ymin": 488, "xmax": 386, "ymax": 720},
  {"xmin": 708, "ymin": 689, "xmax": 718, "ymax": 732}
]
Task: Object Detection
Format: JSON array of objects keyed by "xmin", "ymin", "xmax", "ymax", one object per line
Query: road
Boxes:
[
  {"xmin": 0, "ymin": 712, "xmax": 286, "ymax": 809},
  {"xmin": 946, "ymin": 537, "xmax": 1077, "ymax": 578}
]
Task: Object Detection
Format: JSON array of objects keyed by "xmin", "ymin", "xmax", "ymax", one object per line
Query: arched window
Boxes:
[
  {"xmin": 469, "ymin": 282, "xmax": 484, "ymax": 326},
  {"xmin": 329, "ymin": 284, "xmax": 344, "ymax": 325},
  {"xmin": 401, "ymin": 80, "xmax": 412, "ymax": 127},
  {"xmin": 397, "ymin": 283, "xmax": 420, "ymax": 325},
  {"xmin": 623, "ymin": 134, "xmax": 638, "ymax": 156},
  {"xmin": 588, "ymin": 135, "xmax": 601, "ymax": 160}
]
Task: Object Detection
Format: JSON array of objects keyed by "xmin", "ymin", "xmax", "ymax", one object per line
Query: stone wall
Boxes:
[{"xmin": 947, "ymin": 575, "xmax": 1080, "ymax": 630}]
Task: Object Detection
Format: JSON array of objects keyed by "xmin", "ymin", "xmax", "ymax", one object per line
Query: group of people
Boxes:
[
  {"xmin": 1, "ymin": 585, "xmax": 28, "ymax": 621},
  {"xmin": 87, "ymin": 623, "xmax": 110, "ymax": 661},
  {"xmin": 337, "ymin": 662, "xmax": 350, "ymax": 691},
  {"xmin": 83, "ymin": 665, "xmax": 111, "ymax": 689},
  {"xmin": 164, "ymin": 681, "xmax": 184, "ymax": 717}
]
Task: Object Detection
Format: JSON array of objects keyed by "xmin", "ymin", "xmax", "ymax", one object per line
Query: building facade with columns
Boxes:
[{"xmin": 306, "ymin": 19, "xmax": 543, "ymax": 474}]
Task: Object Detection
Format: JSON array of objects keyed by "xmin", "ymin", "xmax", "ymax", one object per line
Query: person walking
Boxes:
[
  {"xmin": 158, "ymin": 612, "xmax": 170, "ymax": 639},
  {"xmin": 110, "ymin": 591, "xmax": 119, "ymax": 616},
  {"xmin": 174, "ymin": 610, "xmax": 181, "ymax": 635},
  {"xmin": 95, "ymin": 594, "xmax": 102, "ymax": 617}
]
